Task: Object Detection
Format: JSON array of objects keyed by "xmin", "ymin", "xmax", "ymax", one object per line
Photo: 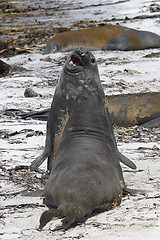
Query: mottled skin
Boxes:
[
  {"xmin": 30, "ymin": 48, "xmax": 136, "ymax": 172},
  {"xmin": 39, "ymin": 79, "xmax": 124, "ymax": 230},
  {"xmin": 107, "ymin": 92, "xmax": 160, "ymax": 127},
  {"xmin": 43, "ymin": 25, "xmax": 160, "ymax": 54}
]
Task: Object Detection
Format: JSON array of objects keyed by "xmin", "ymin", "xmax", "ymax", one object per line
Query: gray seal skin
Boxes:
[
  {"xmin": 30, "ymin": 47, "xmax": 136, "ymax": 172},
  {"xmin": 39, "ymin": 79, "xmax": 124, "ymax": 230},
  {"xmin": 43, "ymin": 25, "xmax": 160, "ymax": 54}
]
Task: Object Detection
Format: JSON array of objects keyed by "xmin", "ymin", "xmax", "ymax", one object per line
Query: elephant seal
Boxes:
[
  {"xmin": 39, "ymin": 79, "xmax": 125, "ymax": 230},
  {"xmin": 30, "ymin": 47, "xmax": 136, "ymax": 172},
  {"xmin": 22, "ymin": 92, "xmax": 160, "ymax": 127},
  {"xmin": 43, "ymin": 25, "xmax": 160, "ymax": 54}
]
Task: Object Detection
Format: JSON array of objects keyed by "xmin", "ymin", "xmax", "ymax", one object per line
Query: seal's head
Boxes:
[
  {"xmin": 59, "ymin": 47, "xmax": 104, "ymax": 100},
  {"xmin": 65, "ymin": 47, "xmax": 98, "ymax": 72}
]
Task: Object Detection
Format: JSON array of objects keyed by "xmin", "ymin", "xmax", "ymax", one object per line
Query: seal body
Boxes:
[
  {"xmin": 43, "ymin": 25, "xmax": 160, "ymax": 54},
  {"xmin": 30, "ymin": 47, "xmax": 136, "ymax": 172},
  {"xmin": 107, "ymin": 92, "xmax": 160, "ymax": 127},
  {"xmin": 39, "ymin": 79, "xmax": 123, "ymax": 230}
]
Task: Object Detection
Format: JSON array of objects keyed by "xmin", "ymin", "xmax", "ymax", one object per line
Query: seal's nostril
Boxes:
[
  {"xmin": 81, "ymin": 52, "xmax": 86, "ymax": 57},
  {"xmin": 77, "ymin": 47, "xmax": 88, "ymax": 57}
]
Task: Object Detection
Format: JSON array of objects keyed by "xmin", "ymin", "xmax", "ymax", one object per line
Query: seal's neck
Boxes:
[{"xmin": 64, "ymin": 89, "xmax": 111, "ymax": 135}]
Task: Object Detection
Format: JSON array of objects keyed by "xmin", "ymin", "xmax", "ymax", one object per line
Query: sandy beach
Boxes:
[{"xmin": 0, "ymin": 0, "xmax": 160, "ymax": 239}]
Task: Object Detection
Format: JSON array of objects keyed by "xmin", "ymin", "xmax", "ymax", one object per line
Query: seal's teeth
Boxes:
[
  {"xmin": 66, "ymin": 94, "xmax": 69, "ymax": 100},
  {"xmin": 71, "ymin": 55, "xmax": 83, "ymax": 66},
  {"xmin": 69, "ymin": 60, "xmax": 76, "ymax": 66}
]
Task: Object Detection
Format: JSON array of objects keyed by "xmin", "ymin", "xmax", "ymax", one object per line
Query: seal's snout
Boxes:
[
  {"xmin": 77, "ymin": 46, "xmax": 88, "ymax": 56},
  {"xmin": 69, "ymin": 47, "xmax": 88, "ymax": 67}
]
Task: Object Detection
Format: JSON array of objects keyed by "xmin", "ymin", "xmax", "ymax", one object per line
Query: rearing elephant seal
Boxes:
[
  {"xmin": 30, "ymin": 47, "xmax": 136, "ymax": 172},
  {"xmin": 44, "ymin": 25, "xmax": 160, "ymax": 54},
  {"xmin": 39, "ymin": 79, "xmax": 125, "ymax": 230}
]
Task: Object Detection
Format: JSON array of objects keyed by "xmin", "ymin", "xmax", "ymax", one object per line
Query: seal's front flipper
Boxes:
[
  {"xmin": 43, "ymin": 42, "xmax": 59, "ymax": 54},
  {"xmin": 117, "ymin": 151, "xmax": 137, "ymax": 170},
  {"xmin": 102, "ymin": 37, "xmax": 134, "ymax": 51},
  {"xmin": 140, "ymin": 117, "xmax": 160, "ymax": 128},
  {"xmin": 30, "ymin": 127, "xmax": 52, "ymax": 171},
  {"xmin": 30, "ymin": 151, "xmax": 50, "ymax": 171},
  {"xmin": 47, "ymin": 153, "xmax": 54, "ymax": 172},
  {"xmin": 123, "ymin": 185, "xmax": 148, "ymax": 196}
]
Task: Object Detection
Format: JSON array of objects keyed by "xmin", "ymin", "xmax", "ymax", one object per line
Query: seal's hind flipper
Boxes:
[
  {"xmin": 43, "ymin": 42, "xmax": 59, "ymax": 54},
  {"xmin": 61, "ymin": 213, "xmax": 76, "ymax": 230},
  {"xmin": 39, "ymin": 206, "xmax": 86, "ymax": 231},
  {"xmin": 39, "ymin": 208, "xmax": 61, "ymax": 229},
  {"xmin": 117, "ymin": 151, "xmax": 137, "ymax": 169},
  {"xmin": 21, "ymin": 108, "xmax": 50, "ymax": 121}
]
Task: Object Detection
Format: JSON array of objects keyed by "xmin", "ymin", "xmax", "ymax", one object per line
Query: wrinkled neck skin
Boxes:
[
  {"xmin": 56, "ymin": 68, "xmax": 84, "ymax": 101},
  {"xmin": 60, "ymin": 86, "xmax": 115, "ymax": 149}
]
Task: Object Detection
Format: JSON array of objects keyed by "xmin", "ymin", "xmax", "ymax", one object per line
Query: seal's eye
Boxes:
[{"xmin": 91, "ymin": 58, "xmax": 95, "ymax": 63}]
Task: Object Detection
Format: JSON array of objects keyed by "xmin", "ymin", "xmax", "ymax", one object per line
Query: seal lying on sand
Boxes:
[
  {"xmin": 107, "ymin": 92, "xmax": 160, "ymax": 127},
  {"xmin": 22, "ymin": 92, "xmax": 160, "ymax": 127},
  {"xmin": 39, "ymin": 79, "xmax": 126, "ymax": 230},
  {"xmin": 29, "ymin": 47, "xmax": 136, "ymax": 172},
  {"xmin": 43, "ymin": 25, "xmax": 160, "ymax": 54}
]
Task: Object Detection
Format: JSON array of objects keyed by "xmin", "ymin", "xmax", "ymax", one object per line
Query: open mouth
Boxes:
[{"xmin": 70, "ymin": 55, "xmax": 83, "ymax": 66}]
